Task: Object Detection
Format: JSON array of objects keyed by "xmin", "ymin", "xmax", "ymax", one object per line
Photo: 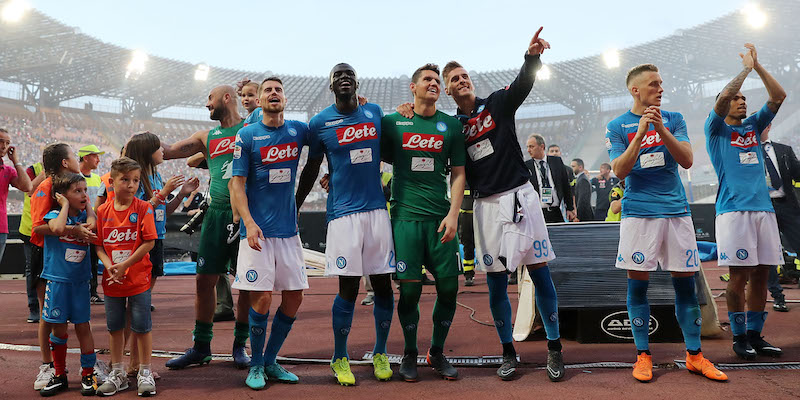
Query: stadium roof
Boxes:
[{"xmin": 1, "ymin": 0, "xmax": 799, "ymax": 117}]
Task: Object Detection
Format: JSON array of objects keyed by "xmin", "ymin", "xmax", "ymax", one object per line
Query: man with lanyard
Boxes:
[
  {"xmin": 161, "ymin": 85, "xmax": 251, "ymax": 370},
  {"xmin": 440, "ymin": 28, "xmax": 564, "ymax": 381},
  {"xmin": 382, "ymin": 63, "xmax": 466, "ymax": 381},
  {"xmin": 307, "ymin": 63, "xmax": 396, "ymax": 386},
  {"xmin": 78, "ymin": 145, "xmax": 105, "ymax": 304},
  {"xmin": 705, "ymin": 43, "xmax": 785, "ymax": 360}
]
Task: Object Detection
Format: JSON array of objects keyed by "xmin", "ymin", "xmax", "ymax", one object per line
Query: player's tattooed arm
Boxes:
[
  {"xmin": 162, "ymin": 130, "xmax": 207, "ymax": 160},
  {"xmin": 296, "ymin": 156, "xmax": 323, "ymax": 209}
]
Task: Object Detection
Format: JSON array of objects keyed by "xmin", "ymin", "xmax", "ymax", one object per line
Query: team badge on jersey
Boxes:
[
  {"xmin": 436, "ymin": 122, "xmax": 447, "ymax": 132},
  {"xmin": 483, "ymin": 254, "xmax": 493, "ymax": 266},
  {"xmin": 736, "ymin": 249, "xmax": 749, "ymax": 260},
  {"xmin": 364, "ymin": 110, "xmax": 374, "ymax": 119},
  {"xmin": 397, "ymin": 261, "xmax": 407, "ymax": 273},
  {"xmin": 288, "ymin": 127, "xmax": 297, "ymax": 137},
  {"xmin": 246, "ymin": 269, "xmax": 258, "ymax": 282},
  {"xmin": 632, "ymin": 252, "xmax": 645, "ymax": 264},
  {"xmin": 336, "ymin": 256, "xmax": 347, "ymax": 269},
  {"xmin": 129, "ymin": 213, "xmax": 138, "ymax": 223}
]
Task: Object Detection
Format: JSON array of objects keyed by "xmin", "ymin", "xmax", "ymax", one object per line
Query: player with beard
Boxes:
[
  {"xmin": 705, "ymin": 43, "xmax": 786, "ymax": 360},
  {"xmin": 161, "ymin": 85, "xmax": 251, "ymax": 370},
  {"xmin": 307, "ymin": 63, "xmax": 396, "ymax": 386},
  {"xmin": 607, "ymin": 64, "xmax": 726, "ymax": 382},
  {"xmin": 231, "ymin": 77, "xmax": 322, "ymax": 389}
]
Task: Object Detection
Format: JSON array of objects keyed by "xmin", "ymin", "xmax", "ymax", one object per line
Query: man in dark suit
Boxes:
[
  {"xmin": 570, "ymin": 158, "xmax": 594, "ymax": 222},
  {"xmin": 547, "ymin": 144, "xmax": 575, "ymax": 199},
  {"xmin": 761, "ymin": 123, "xmax": 799, "ymax": 312},
  {"xmin": 524, "ymin": 134, "xmax": 575, "ymax": 223}
]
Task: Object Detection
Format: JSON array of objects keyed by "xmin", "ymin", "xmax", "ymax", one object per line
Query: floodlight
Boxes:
[
  {"xmin": 741, "ymin": 3, "xmax": 767, "ymax": 29},
  {"xmin": 1, "ymin": 0, "xmax": 31, "ymax": 23},
  {"xmin": 603, "ymin": 49, "xmax": 620, "ymax": 69},
  {"xmin": 194, "ymin": 64, "xmax": 209, "ymax": 81},
  {"xmin": 125, "ymin": 50, "xmax": 148, "ymax": 79},
  {"xmin": 536, "ymin": 64, "xmax": 551, "ymax": 80}
]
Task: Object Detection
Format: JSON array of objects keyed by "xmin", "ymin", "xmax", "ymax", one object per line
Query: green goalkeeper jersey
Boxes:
[{"xmin": 381, "ymin": 111, "xmax": 465, "ymax": 221}]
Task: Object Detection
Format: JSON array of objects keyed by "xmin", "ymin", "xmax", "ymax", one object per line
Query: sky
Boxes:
[{"xmin": 28, "ymin": 0, "xmax": 746, "ymax": 78}]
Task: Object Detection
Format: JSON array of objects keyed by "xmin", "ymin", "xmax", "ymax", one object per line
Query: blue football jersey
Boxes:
[
  {"xmin": 41, "ymin": 209, "xmax": 92, "ymax": 283},
  {"xmin": 244, "ymin": 107, "xmax": 262, "ymax": 126},
  {"xmin": 233, "ymin": 120, "xmax": 314, "ymax": 238},
  {"xmin": 308, "ymin": 103, "xmax": 386, "ymax": 222},
  {"xmin": 135, "ymin": 172, "xmax": 166, "ymax": 238},
  {"xmin": 705, "ymin": 103, "xmax": 776, "ymax": 215},
  {"xmin": 606, "ymin": 110, "xmax": 691, "ymax": 218}
]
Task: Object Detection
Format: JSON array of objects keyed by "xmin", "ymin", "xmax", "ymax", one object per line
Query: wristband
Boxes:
[{"xmin": 14, "ymin": 163, "xmax": 22, "ymax": 167}]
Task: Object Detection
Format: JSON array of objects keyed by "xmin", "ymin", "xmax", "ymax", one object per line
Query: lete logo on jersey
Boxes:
[
  {"xmin": 336, "ymin": 123, "xmax": 377, "ymax": 145},
  {"xmin": 730, "ymin": 130, "xmax": 758, "ymax": 149},
  {"xmin": 103, "ymin": 227, "xmax": 138, "ymax": 244},
  {"xmin": 260, "ymin": 142, "xmax": 299, "ymax": 164},
  {"xmin": 626, "ymin": 129, "xmax": 669, "ymax": 149},
  {"xmin": 463, "ymin": 110, "xmax": 495, "ymax": 144},
  {"xmin": 209, "ymin": 137, "xmax": 236, "ymax": 159},
  {"xmin": 402, "ymin": 132, "xmax": 444, "ymax": 152}
]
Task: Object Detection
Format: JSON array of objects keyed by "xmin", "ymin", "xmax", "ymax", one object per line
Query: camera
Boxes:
[{"xmin": 180, "ymin": 198, "xmax": 209, "ymax": 235}]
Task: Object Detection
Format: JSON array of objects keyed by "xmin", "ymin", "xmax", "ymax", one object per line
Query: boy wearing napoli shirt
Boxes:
[{"xmin": 94, "ymin": 158, "xmax": 158, "ymax": 397}]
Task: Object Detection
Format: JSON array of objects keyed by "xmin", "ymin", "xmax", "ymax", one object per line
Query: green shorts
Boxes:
[
  {"xmin": 197, "ymin": 204, "xmax": 239, "ymax": 275},
  {"xmin": 392, "ymin": 219, "xmax": 462, "ymax": 280}
]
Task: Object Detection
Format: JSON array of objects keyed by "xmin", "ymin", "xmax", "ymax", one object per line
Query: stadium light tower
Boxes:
[
  {"xmin": 603, "ymin": 49, "xmax": 620, "ymax": 69},
  {"xmin": 536, "ymin": 64, "xmax": 551, "ymax": 81},
  {"xmin": 741, "ymin": 3, "xmax": 767, "ymax": 29},
  {"xmin": 194, "ymin": 64, "xmax": 210, "ymax": 81},
  {"xmin": 1, "ymin": 0, "xmax": 31, "ymax": 23},
  {"xmin": 125, "ymin": 50, "xmax": 148, "ymax": 80}
]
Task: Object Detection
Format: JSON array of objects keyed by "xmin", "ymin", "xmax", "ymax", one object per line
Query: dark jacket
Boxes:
[
  {"xmin": 770, "ymin": 141, "xmax": 800, "ymax": 207},
  {"xmin": 525, "ymin": 155, "xmax": 574, "ymax": 212},
  {"xmin": 574, "ymin": 172, "xmax": 593, "ymax": 221}
]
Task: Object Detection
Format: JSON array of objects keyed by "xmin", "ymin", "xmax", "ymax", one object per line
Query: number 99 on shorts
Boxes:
[{"xmin": 532, "ymin": 239, "xmax": 549, "ymax": 258}]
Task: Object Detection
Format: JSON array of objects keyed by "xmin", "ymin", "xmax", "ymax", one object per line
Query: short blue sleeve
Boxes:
[
  {"xmin": 670, "ymin": 112, "xmax": 689, "ymax": 143},
  {"xmin": 705, "ymin": 109, "xmax": 727, "ymax": 138},
  {"xmin": 605, "ymin": 122, "xmax": 627, "ymax": 161},
  {"xmin": 44, "ymin": 210, "xmax": 60, "ymax": 222},
  {"xmin": 232, "ymin": 128, "xmax": 252, "ymax": 177},
  {"xmin": 306, "ymin": 119, "xmax": 324, "ymax": 159},
  {"xmin": 751, "ymin": 103, "xmax": 776, "ymax": 135}
]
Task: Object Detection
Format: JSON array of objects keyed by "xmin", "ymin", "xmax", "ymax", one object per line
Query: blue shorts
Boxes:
[
  {"xmin": 104, "ymin": 289, "xmax": 152, "ymax": 333},
  {"xmin": 42, "ymin": 280, "xmax": 91, "ymax": 324}
]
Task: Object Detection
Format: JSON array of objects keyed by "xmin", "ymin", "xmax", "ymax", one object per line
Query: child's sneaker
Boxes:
[
  {"xmin": 96, "ymin": 369, "xmax": 129, "ymax": 396},
  {"xmin": 39, "ymin": 374, "xmax": 68, "ymax": 397},
  {"xmin": 137, "ymin": 370, "xmax": 156, "ymax": 397},
  {"xmin": 80, "ymin": 373, "xmax": 98, "ymax": 396},
  {"xmin": 34, "ymin": 363, "xmax": 55, "ymax": 391}
]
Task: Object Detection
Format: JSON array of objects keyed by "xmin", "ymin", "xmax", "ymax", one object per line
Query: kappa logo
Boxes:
[
  {"xmin": 402, "ymin": 132, "xmax": 444, "ymax": 152},
  {"xmin": 336, "ymin": 123, "xmax": 377, "ymax": 145},
  {"xmin": 129, "ymin": 213, "xmax": 138, "ymax": 223},
  {"xmin": 731, "ymin": 130, "xmax": 758, "ymax": 149},
  {"xmin": 260, "ymin": 142, "xmax": 299, "ymax": 164},
  {"xmin": 336, "ymin": 256, "xmax": 347, "ymax": 269},
  {"xmin": 396, "ymin": 261, "xmax": 407, "ymax": 273},
  {"xmin": 325, "ymin": 118, "xmax": 344, "ymax": 127},
  {"xmin": 483, "ymin": 254, "xmax": 494, "ymax": 266},
  {"xmin": 720, "ymin": 253, "xmax": 729, "ymax": 261},
  {"xmin": 209, "ymin": 137, "xmax": 236, "ymax": 159},
  {"xmin": 617, "ymin": 254, "xmax": 624, "ymax": 263},
  {"xmin": 632, "ymin": 252, "xmax": 645, "ymax": 264},
  {"xmin": 396, "ymin": 121, "xmax": 414, "ymax": 126},
  {"xmin": 736, "ymin": 249, "xmax": 749, "ymax": 260},
  {"xmin": 246, "ymin": 269, "xmax": 258, "ymax": 282},
  {"xmin": 463, "ymin": 109, "xmax": 496, "ymax": 143},
  {"xmin": 36, "ymin": 190, "xmax": 45, "ymax": 197}
]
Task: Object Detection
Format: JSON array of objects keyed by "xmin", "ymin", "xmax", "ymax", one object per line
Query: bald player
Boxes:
[{"xmin": 161, "ymin": 85, "xmax": 252, "ymax": 370}]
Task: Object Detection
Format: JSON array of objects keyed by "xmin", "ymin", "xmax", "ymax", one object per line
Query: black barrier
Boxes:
[
  {"xmin": 690, "ymin": 203, "xmax": 716, "ymax": 243},
  {"xmin": 545, "ymin": 222, "xmax": 708, "ymax": 343}
]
